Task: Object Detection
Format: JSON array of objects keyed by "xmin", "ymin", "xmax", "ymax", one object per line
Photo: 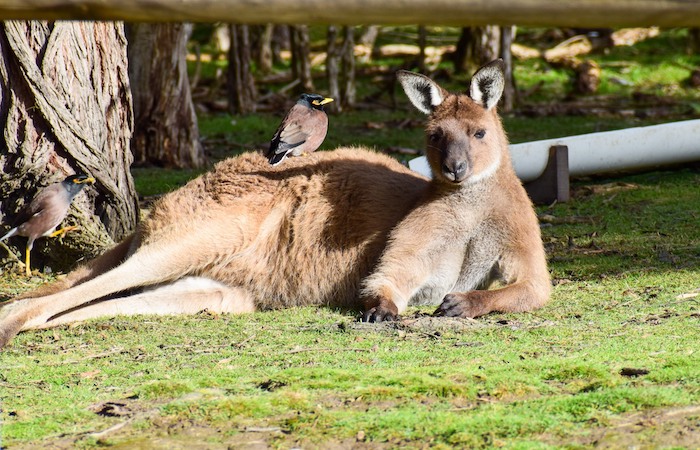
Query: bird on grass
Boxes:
[
  {"xmin": 265, "ymin": 93, "xmax": 334, "ymax": 166},
  {"xmin": 1, "ymin": 174, "xmax": 95, "ymax": 276}
]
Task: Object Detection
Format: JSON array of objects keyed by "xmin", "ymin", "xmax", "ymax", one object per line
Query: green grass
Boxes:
[{"xmin": 2, "ymin": 27, "xmax": 700, "ymax": 449}]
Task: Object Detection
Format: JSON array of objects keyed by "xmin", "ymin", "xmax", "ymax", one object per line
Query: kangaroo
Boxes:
[{"xmin": 0, "ymin": 60, "xmax": 550, "ymax": 348}]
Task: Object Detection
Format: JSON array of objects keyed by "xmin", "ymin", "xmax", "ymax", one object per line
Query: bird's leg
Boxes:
[
  {"xmin": 24, "ymin": 243, "xmax": 32, "ymax": 277},
  {"xmin": 49, "ymin": 225, "xmax": 78, "ymax": 239}
]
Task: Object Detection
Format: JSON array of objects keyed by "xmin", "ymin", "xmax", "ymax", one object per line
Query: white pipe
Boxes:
[{"xmin": 409, "ymin": 119, "xmax": 700, "ymax": 182}]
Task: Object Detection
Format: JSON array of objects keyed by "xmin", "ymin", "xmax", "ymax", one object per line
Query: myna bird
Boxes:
[
  {"xmin": 1, "ymin": 174, "xmax": 95, "ymax": 276},
  {"xmin": 265, "ymin": 93, "xmax": 334, "ymax": 166}
]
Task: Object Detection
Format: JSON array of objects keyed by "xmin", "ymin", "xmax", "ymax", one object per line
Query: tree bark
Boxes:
[
  {"xmin": 271, "ymin": 25, "xmax": 288, "ymax": 66},
  {"xmin": 499, "ymin": 25, "xmax": 516, "ymax": 112},
  {"xmin": 127, "ymin": 23, "xmax": 205, "ymax": 169},
  {"xmin": 357, "ymin": 25, "xmax": 379, "ymax": 63},
  {"xmin": 256, "ymin": 24, "xmax": 274, "ymax": 75},
  {"xmin": 453, "ymin": 26, "xmax": 500, "ymax": 74},
  {"xmin": 341, "ymin": 26, "xmax": 356, "ymax": 108},
  {"xmin": 227, "ymin": 24, "xmax": 257, "ymax": 115},
  {"xmin": 0, "ymin": 21, "xmax": 137, "ymax": 272},
  {"xmin": 290, "ymin": 25, "xmax": 314, "ymax": 93},
  {"xmin": 417, "ymin": 26, "xmax": 427, "ymax": 73},
  {"xmin": 688, "ymin": 28, "xmax": 700, "ymax": 53},
  {"xmin": 326, "ymin": 25, "xmax": 341, "ymax": 113},
  {"xmin": 453, "ymin": 27, "xmax": 471, "ymax": 74}
]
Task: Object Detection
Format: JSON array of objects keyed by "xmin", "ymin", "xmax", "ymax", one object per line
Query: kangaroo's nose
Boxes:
[{"xmin": 443, "ymin": 161, "xmax": 468, "ymax": 182}]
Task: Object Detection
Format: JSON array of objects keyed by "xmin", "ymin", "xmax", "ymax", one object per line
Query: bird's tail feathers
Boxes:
[{"xmin": 268, "ymin": 151, "xmax": 290, "ymax": 166}]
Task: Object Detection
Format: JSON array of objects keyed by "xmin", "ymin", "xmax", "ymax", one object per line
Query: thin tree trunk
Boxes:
[
  {"xmin": 459, "ymin": 25, "xmax": 501, "ymax": 74},
  {"xmin": 256, "ymin": 24, "xmax": 273, "ymax": 75},
  {"xmin": 357, "ymin": 25, "xmax": 379, "ymax": 63},
  {"xmin": 417, "ymin": 26, "xmax": 427, "ymax": 73},
  {"xmin": 688, "ymin": 28, "xmax": 700, "ymax": 53},
  {"xmin": 271, "ymin": 25, "xmax": 288, "ymax": 66},
  {"xmin": 326, "ymin": 25, "xmax": 341, "ymax": 113},
  {"xmin": 290, "ymin": 25, "xmax": 313, "ymax": 93},
  {"xmin": 499, "ymin": 25, "xmax": 516, "ymax": 112},
  {"xmin": 453, "ymin": 27, "xmax": 471, "ymax": 74},
  {"xmin": 127, "ymin": 23, "xmax": 205, "ymax": 169},
  {"xmin": 227, "ymin": 24, "xmax": 257, "ymax": 114},
  {"xmin": 341, "ymin": 26, "xmax": 356, "ymax": 108},
  {"xmin": 0, "ymin": 21, "xmax": 137, "ymax": 272}
]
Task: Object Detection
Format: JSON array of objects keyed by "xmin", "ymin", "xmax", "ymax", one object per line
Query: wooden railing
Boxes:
[{"xmin": 0, "ymin": 0, "xmax": 699, "ymax": 26}]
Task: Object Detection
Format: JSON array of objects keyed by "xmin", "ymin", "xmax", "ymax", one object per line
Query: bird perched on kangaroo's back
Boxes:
[
  {"xmin": 265, "ymin": 93, "xmax": 334, "ymax": 165},
  {"xmin": 1, "ymin": 174, "xmax": 95, "ymax": 276}
]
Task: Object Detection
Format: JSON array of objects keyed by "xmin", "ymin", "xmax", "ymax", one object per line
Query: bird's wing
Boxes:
[
  {"xmin": 277, "ymin": 122, "xmax": 310, "ymax": 148},
  {"xmin": 7, "ymin": 184, "xmax": 56, "ymax": 228},
  {"xmin": 14, "ymin": 184, "xmax": 70, "ymax": 237},
  {"xmin": 265, "ymin": 105, "xmax": 313, "ymax": 159}
]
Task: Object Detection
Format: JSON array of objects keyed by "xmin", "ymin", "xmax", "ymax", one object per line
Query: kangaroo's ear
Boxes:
[
  {"xmin": 396, "ymin": 70, "xmax": 446, "ymax": 115},
  {"xmin": 469, "ymin": 59, "xmax": 505, "ymax": 110}
]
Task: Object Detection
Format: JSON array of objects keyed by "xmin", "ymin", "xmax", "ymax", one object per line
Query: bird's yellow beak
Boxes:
[
  {"xmin": 76, "ymin": 177, "xmax": 95, "ymax": 185},
  {"xmin": 313, "ymin": 98, "xmax": 334, "ymax": 106}
]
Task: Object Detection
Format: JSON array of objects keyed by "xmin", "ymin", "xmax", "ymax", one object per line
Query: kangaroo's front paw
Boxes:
[
  {"xmin": 433, "ymin": 291, "xmax": 488, "ymax": 318},
  {"xmin": 362, "ymin": 298, "xmax": 399, "ymax": 323}
]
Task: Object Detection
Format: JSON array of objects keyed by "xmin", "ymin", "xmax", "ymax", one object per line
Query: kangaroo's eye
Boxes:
[
  {"xmin": 474, "ymin": 129, "xmax": 486, "ymax": 139},
  {"xmin": 428, "ymin": 132, "xmax": 441, "ymax": 142}
]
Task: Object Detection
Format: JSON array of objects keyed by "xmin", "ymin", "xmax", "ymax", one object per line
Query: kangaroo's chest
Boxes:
[{"xmin": 408, "ymin": 222, "xmax": 502, "ymax": 306}]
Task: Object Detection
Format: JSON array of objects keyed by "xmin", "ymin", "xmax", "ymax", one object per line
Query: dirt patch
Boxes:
[{"xmin": 552, "ymin": 405, "xmax": 700, "ymax": 449}]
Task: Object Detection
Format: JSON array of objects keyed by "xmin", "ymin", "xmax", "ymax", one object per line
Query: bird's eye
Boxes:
[{"xmin": 474, "ymin": 129, "xmax": 486, "ymax": 139}]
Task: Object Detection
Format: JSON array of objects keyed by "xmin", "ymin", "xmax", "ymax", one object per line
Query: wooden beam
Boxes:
[{"xmin": 1, "ymin": 0, "xmax": 700, "ymax": 27}]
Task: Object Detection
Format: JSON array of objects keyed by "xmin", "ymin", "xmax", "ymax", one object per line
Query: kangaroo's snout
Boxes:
[
  {"xmin": 438, "ymin": 135, "xmax": 471, "ymax": 183},
  {"xmin": 441, "ymin": 159, "xmax": 469, "ymax": 183}
]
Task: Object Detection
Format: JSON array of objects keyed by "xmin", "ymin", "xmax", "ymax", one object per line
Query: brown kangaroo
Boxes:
[{"xmin": 0, "ymin": 60, "xmax": 550, "ymax": 348}]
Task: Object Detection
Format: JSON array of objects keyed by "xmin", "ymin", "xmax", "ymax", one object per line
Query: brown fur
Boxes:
[{"xmin": 0, "ymin": 61, "xmax": 550, "ymax": 348}]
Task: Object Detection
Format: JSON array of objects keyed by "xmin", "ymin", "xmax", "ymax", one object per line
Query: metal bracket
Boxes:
[{"xmin": 524, "ymin": 145, "xmax": 570, "ymax": 204}]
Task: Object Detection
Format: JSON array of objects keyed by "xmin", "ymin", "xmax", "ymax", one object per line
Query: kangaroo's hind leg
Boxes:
[
  {"xmin": 0, "ymin": 245, "xmax": 197, "ymax": 348},
  {"xmin": 29, "ymin": 277, "xmax": 256, "ymax": 330},
  {"xmin": 12, "ymin": 234, "xmax": 138, "ymax": 301}
]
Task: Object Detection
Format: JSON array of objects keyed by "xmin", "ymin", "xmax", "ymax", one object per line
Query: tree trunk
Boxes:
[
  {"xmin": 341, "ymin": 26, "xmax": 356, "ymax": 108},
  {"xmin": 127, "ymin": 23, "xmax": 205, "ymax": 169},
  {"xmin": 290, "ymin": 25, "xmax": 313, "ymax": 93},
  {"xmin": 452, "ymin": 28, "xmax": 470, "ymax": 74},
  {"xmin": 271, "ymin": 25, "xmax": 288, "ymax": 66},
  {"xmin": 227, "ymin": 24, "xmax": 257, "ymax": 115},
  {"xmin": 417, "ymin": 26, "xmax": 427, "ymax": 73},
  {"xmin": 453, "ymin": 26, "xmax": 501, "ymax": 75},
  {"xmin": 0, "ymin": 21, "xmax": 137, "ymax": 272},
  {"xmin": 688, "ymin": 28, "xmax": 700, "ymax": 53},
  {"xmin": 499, "ymin": 25, "xmax": 516, "ymax": 112},
  {"xmin": 357, "ymin": 25, "xmax": 379, "ymax": 63},
  {"xmin": 256, "ymin": 24, "xmax": 274, "ymax": 75},
  {"xmin": 326, "ymin": 25, "xmax": 341, "ymax": 113}
]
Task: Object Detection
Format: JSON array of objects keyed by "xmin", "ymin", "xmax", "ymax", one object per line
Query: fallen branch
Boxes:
[
  {"xmin": 0, "ymin": 240, "xmax": 23, "ymax": 264},
  {"xmin": 283, "ymin": 346, "xmax": 371, "ymax": 354}
]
